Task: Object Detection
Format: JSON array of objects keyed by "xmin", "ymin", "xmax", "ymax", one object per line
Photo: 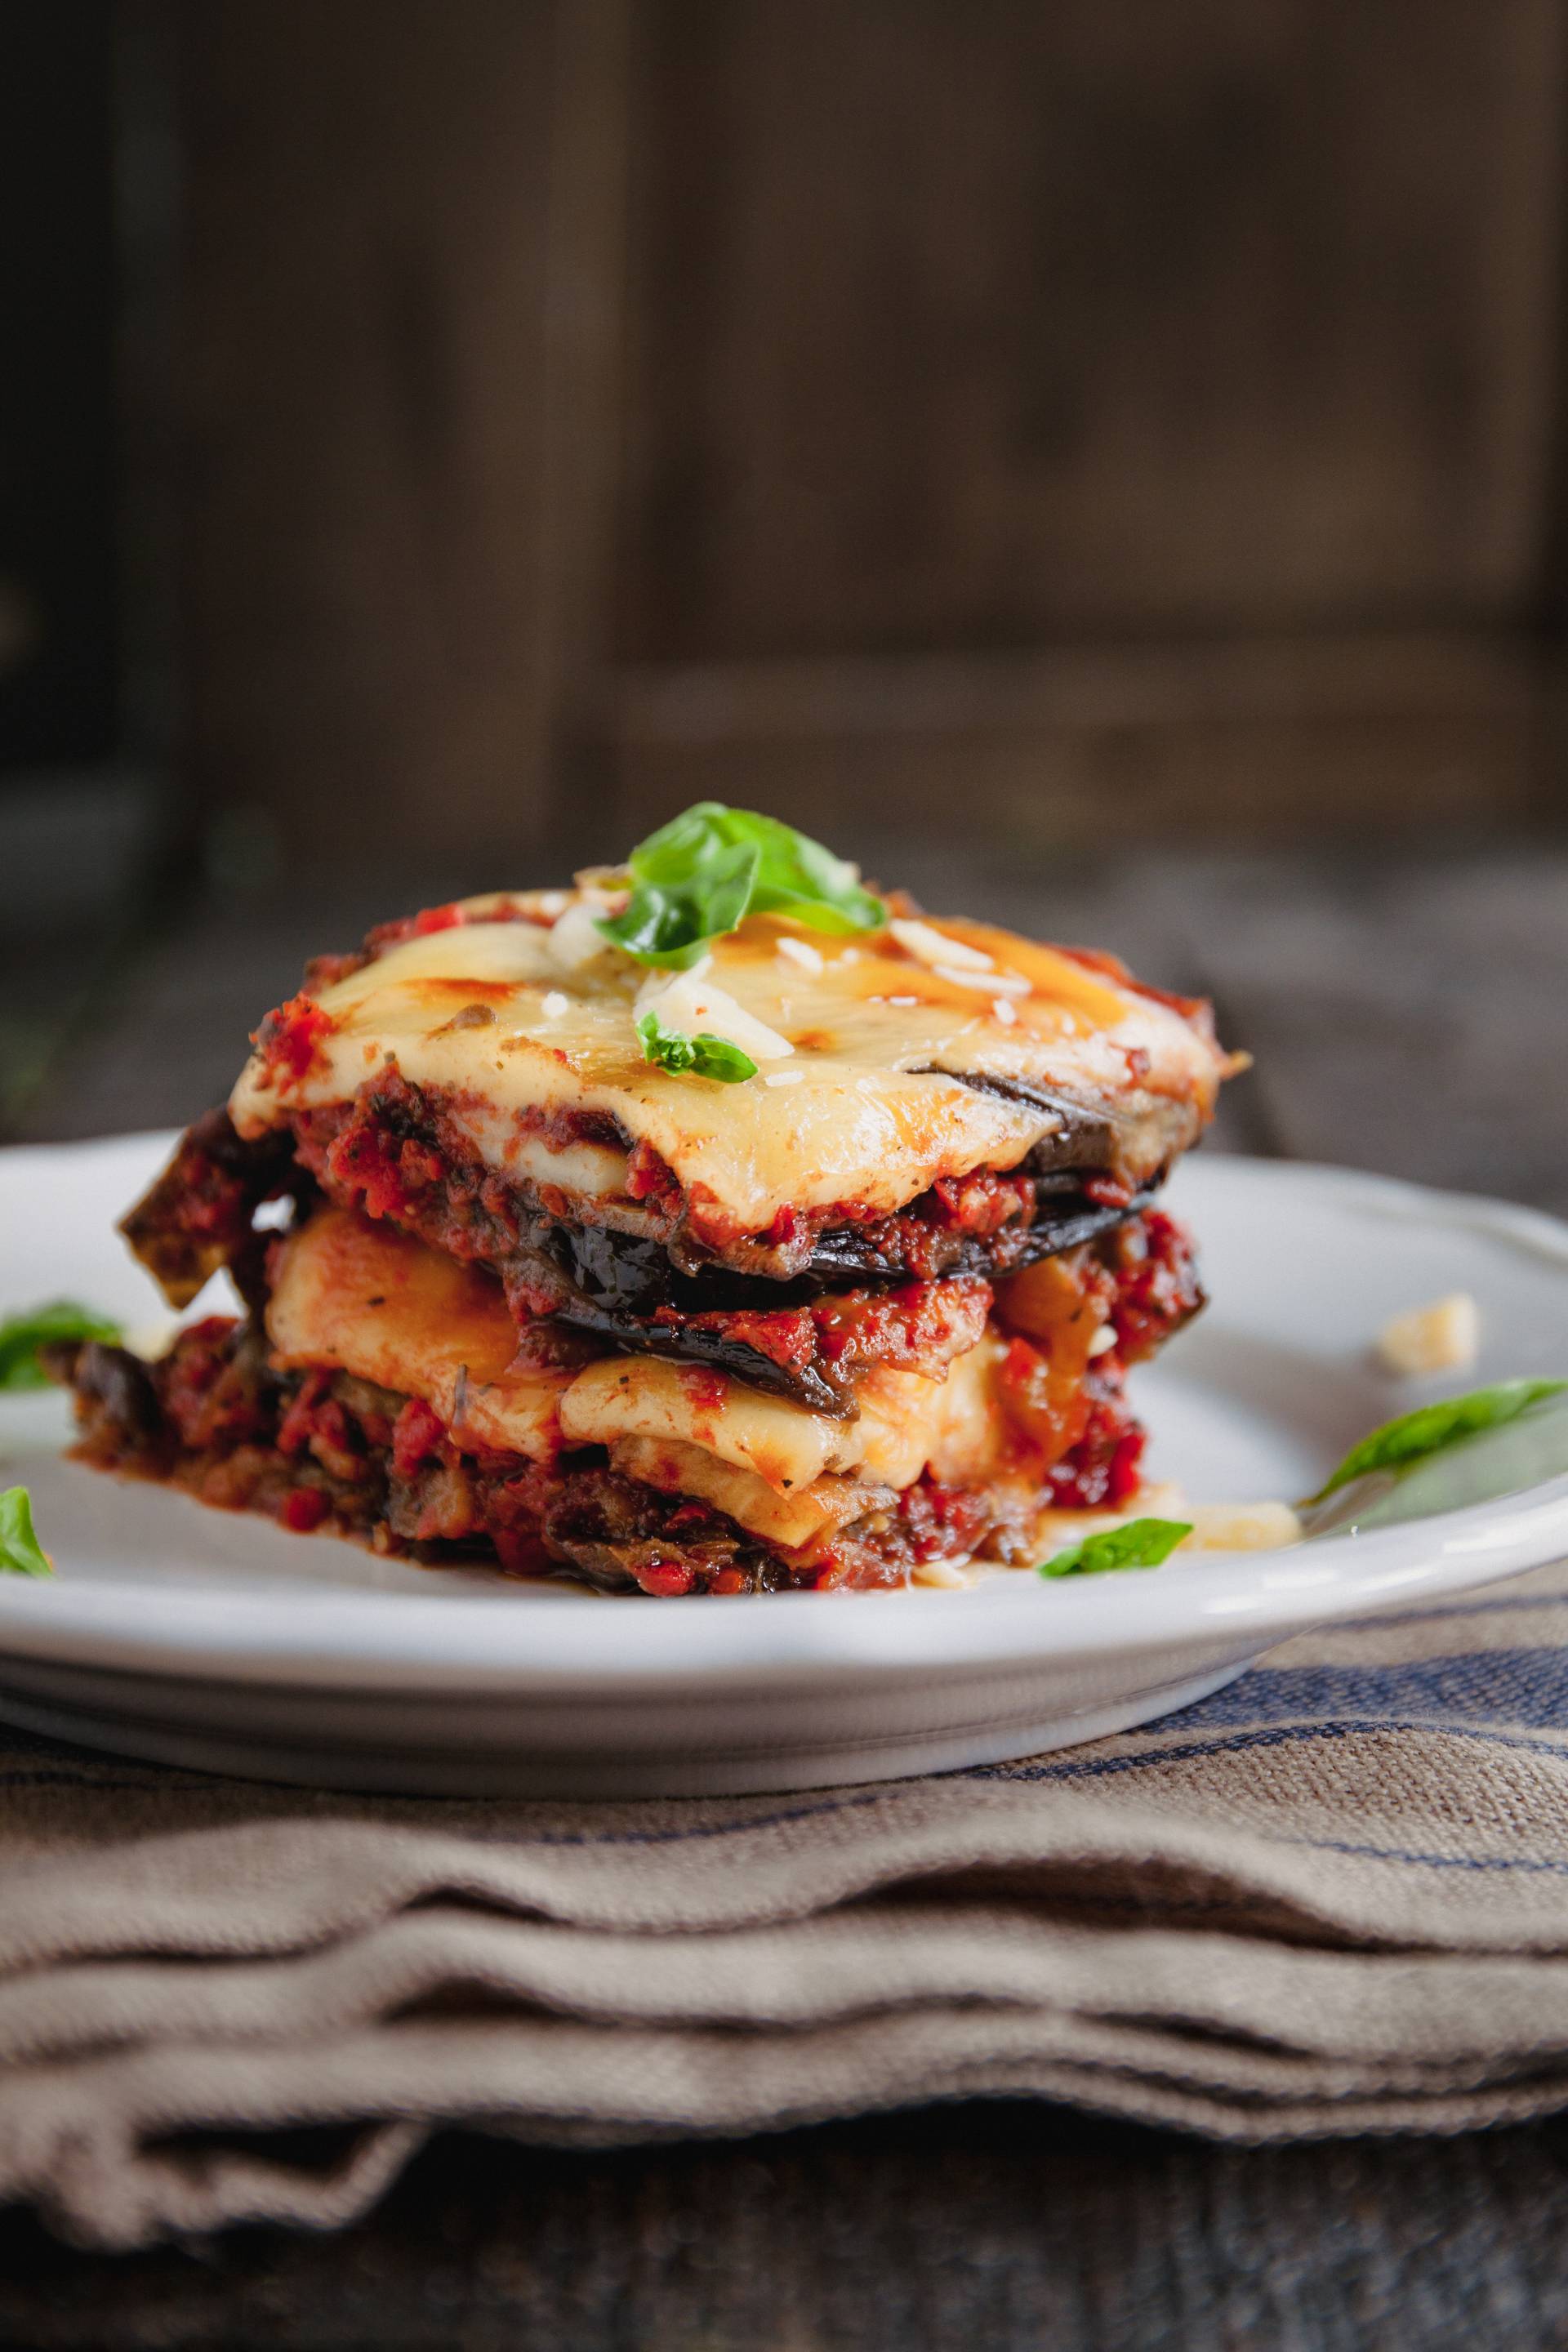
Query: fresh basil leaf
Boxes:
[
  {"xmin": 707, "ymin": 807, "xmax": 887, "ymax": 934},
  {"xmin": 600, "ymin": 835, "xmax": 761, "ymax": 970},
  {"xmin": 1304, "ymin": 1379, "xmax": 1568, "ymax": 1505},
  {"xmin": 0, "ymin": 1300, "xmax": 122, "ymax": 1392},
  {"xmin": 599, "ymin": 803, "xmax": 885, "ymax": 968},
  {"xmin": 0, "ymin": 1486, "xmax": 51, "ymax": 1577},
  {"xmin": 636, "ymin": 1009, "xmax": 759, "ymax": 1085},
  {"xmin": 1038, "ymin": 1517, "xmax": 1192, "ymax": 1579}
]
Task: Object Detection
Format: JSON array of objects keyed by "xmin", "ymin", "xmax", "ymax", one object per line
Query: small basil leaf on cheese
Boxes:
[
  {"xmin": 635, "ymin": 1009, "xmax": 759, "ymax": 1085},
  {"xmin": 0, "ymin": 1486, "xmax": 51, "ymax": 1576},
  {"xmin": 1303, "ymin": 1378, "xmax": 1568, "ymax": 1505},
  {"xmin": 635, "ymin": 967, "xmax": 794, "ymax": 1062},
  {"xmin": 0, "ymin": 1300, "xmax": 122, "ymax": 1392},
  {"xmin": 599, "ymin": 803, "xmax": 885, "ymax": 968},
  {"xmin": 1038, "ymin": 1517, "xmax": 1192, "ymax": 1579}
]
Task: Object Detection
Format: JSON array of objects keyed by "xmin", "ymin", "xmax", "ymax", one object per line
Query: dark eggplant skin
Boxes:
[
  {"xmin": 52, "ymin": 1339, "xmax": 166, "ymax": 1454},
  {"xmin": 929, "ymin": 1067, "xmax": 1200, "ymax": 1193},
  {"xmin": 512, "ymin": 1174, "xmax": 1157, "ymax": 1417},
  {"xmin": 796, "ymin": 1179, "xmax": 1154, "ymax": 1286},
  {"xmin": 518, "ymin": 1223, "xmax": 845, "ymax": 1413},
  {"xmin": 118, "ymin": 1089, "xmax": 1167, "ymax": 1419},
  {"xmin": 119, "ymin": 1109, "xmax": 301, "ymax": 1307},
  {"xmin": 537, "ymin": 1168, "xmax": 1154, "ymax": 1313},
  {"xmin": 546, "ymin": 1303, "xmax": 850, "ymax": 1414}
]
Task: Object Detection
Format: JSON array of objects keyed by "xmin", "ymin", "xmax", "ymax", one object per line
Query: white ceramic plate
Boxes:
[{"xmin": 2, "ymin": 1133, "xmax": 1566, "ymax": 1797}]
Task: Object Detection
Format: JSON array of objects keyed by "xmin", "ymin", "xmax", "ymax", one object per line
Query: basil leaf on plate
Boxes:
[
  {"xmin": 599, "ymin": 803, "xmax": 886, "ymax": 969},
  {"xmin": 1038, "ymin": 1517, "xmax": 1192, "ymax": 1579},
  {"xmin": 0, "ymin": 1300, "xmax": 121, "ymax": 1392},
  {"xmin": 0, "ymin": 1486, "xmax": 51, "ymax": 1577},
  {"xmin": 635, "ymin": 1008, "xmax": 759, "ymax": 1085},
  {"xmin": 1304, "ymin": 1378, "xmax": 1568, "ymax": 1505}
]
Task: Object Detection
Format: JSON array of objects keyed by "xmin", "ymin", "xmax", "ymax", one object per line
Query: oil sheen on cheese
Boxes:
[{"xmin": 231, "ymin": 898, "xmax": 1228, "ymax": 1236}]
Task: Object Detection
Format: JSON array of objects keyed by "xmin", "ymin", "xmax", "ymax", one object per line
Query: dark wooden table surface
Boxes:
[{"xmin": 2, "ymin": 826, "xmax": 1567, "ymax": 2351}]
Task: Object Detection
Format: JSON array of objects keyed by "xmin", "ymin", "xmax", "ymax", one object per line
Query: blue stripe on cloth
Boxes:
[
  {"xmin": 981, "ymin": 1717, "xmax": 1568, "ymax": 1785},
  {"xmin": 6, "ymin": 1722, "xmax": 1568, "ymax": 1868},
  {"xmin": 1156, "ymin": 1649, "xmax": 1568, "ymax": 1733},
  {"xmin": 1294, "ymin": 1834, "xmax": 1568, "ymax": 1878}
]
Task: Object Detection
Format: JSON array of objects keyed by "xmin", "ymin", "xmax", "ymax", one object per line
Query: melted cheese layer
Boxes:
[
  {"xmin": 230, "ymin": 895, "xmax": 1228, "ymax": 1235},
  {"xmin": 557, "ymin": 1343, "xmax": 1004, "ymax": 1495},
  {"xmin": 265, "ymin": 1209, "xmax": 1008, "ymax": 1536},
  {"xmin": 266, "ymin": 1208, "xmax": 572, "ymax": 1462},
  {"xmin": 608, "ymin": 1437, "xmax": 886, "ymax": 1549}
]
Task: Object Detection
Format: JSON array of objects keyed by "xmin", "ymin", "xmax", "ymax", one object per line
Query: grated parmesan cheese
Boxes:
[
  {"xmin": 635, "ymin": 969, "xmax": 795, "ymax": 1062},
  {"xmin": 1183, "ymin": 1500, "xmax": 1303, "ymax": 1552},
  {"xmin": 1375, "ymin": 1292, "xmax": 1480, "ymax": 1378},
  {"xmin": 911, "ymin": 1557, "xmax": 975, "ymax": 1588},
  {"xmin": 547, "ymin": 899, "xmax": 616, "ymax": 972},
  {"xmin": 890, "ymin": 917, "xmax": 992, "ymax": 973}
]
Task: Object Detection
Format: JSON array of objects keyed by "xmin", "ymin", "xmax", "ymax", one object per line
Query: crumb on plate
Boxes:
[
  {"xmin": 1375, "ymin": 1292, "xmax": 1480, "ymax": 1378},
  {"xmin": 1183, "ymin": 1499, "xmax": 1303, "ymax": 1552}
]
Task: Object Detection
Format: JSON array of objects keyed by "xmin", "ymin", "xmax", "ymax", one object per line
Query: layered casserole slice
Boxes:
[{"xmin": 56, "ymin": 807, "xmax": 1236, "ymax": 1593}]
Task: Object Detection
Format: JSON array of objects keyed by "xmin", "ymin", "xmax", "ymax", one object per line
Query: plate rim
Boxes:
[{"xmin": 2, "ymin": 1140, "xmax": 1567, "ymax": 1695}]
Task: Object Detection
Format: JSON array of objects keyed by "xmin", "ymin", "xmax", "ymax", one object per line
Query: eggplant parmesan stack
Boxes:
[{"xmin": 56, "ymin": 807, "xmax": 1237, "ymax": 1594}]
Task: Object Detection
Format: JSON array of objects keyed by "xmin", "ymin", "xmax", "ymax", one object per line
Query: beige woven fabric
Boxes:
[{"xmin": 7, "ymin": 1557, "xmax": 1568, "ymax": 2247}]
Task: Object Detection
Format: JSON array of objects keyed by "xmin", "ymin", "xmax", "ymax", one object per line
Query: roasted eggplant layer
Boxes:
[
  {"xmin": 121, "ymin": 1083, "xmax": 1185, "ymax": 1413},
  {"xmin": 55, "ymin": 1313, "xmax": 1156, "ymax": 1597}
]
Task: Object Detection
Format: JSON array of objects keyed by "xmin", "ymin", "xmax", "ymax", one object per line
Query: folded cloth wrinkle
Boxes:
[
  {"xmin": 17, "ymin": 1909, "xmax": 1568, "ymax": 2069},
  {"xmin": 7, "ymin": 1556, "xmax": 1568, "ymax": 2248}
]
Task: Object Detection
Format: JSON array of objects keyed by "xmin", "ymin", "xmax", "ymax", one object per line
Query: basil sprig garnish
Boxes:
[
  {"xmin": 1304, "ymin": 1379, "xmax": 1568, "ymax": 1505},
  {"xmin": 636, "ymin": 1009, "xmax": 759, "ymax": 1085},
  {"xmin": 598, "ymin": 803, "xmax": 886, "ymax": 970},
  {"xmin": 1038, "ymin": 1517, "xmax": 1192, "ymax": 1579},
  {"xmin": 0, "ymin": 1487, "xmax": 51, "ymax": 1577},
  {"xmin": 0, "ymin": 1301, "xmax": 121, "ymax": 1392}
]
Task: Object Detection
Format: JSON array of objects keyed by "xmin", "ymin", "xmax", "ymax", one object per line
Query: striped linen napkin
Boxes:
[{"xmin": 6, "ymin": 1557, "xmax": 1568, "ymax": 2248}]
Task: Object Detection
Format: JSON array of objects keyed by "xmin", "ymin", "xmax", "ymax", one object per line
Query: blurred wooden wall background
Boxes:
[{"xmin": 166, "ymin": 0, "xmax": 1568, "ymax": 866}]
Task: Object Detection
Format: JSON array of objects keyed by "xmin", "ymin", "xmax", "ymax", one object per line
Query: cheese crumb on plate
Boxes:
[{"xmin": 1375, "ymin": 1292, "xmax": 1480, "ymax": 1378}]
